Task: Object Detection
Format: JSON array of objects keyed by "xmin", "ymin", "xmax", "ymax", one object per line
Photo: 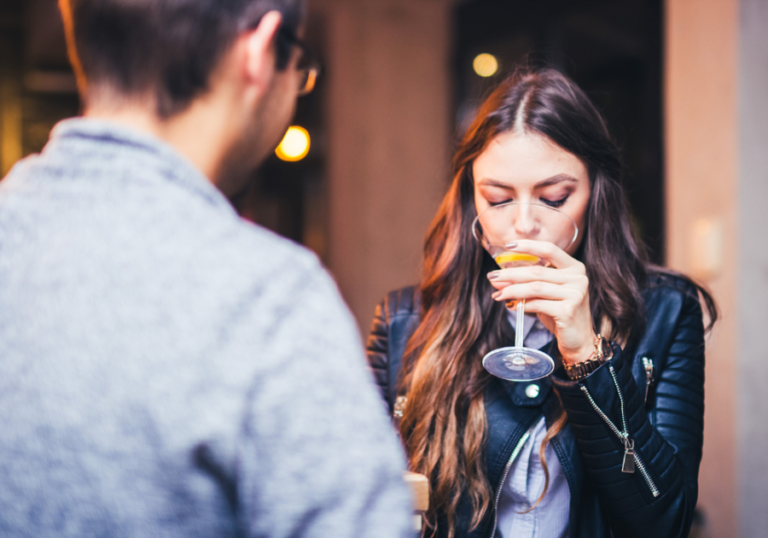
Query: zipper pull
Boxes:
[
  {"xmin": 622, "ymin": 436, "xmax": 636, "ymax": 473},
  {"xmin": 642, "ymin": 357, "xmax": 654, "ymax": 402}
]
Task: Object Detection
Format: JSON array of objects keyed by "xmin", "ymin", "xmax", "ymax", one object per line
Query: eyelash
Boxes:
[
  {"xmin": 540, "ymin": 195, "xmax": 569, "ymax": 208},
  {"xmin": 489, "ymin": 195, "xmax": 570, "ymax": 208}
]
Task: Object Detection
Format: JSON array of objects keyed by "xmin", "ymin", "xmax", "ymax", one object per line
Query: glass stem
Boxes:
[{"xmin": 515, "ymin": 299, "xmax": 525, "ymax": 348}]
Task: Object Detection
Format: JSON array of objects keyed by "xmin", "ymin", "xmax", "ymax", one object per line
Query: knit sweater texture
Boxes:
[{"xmin": 0, "ymin": 119, "xmax": 414, "ymax": 538}]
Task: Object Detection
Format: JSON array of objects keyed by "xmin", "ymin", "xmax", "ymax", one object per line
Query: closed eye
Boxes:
[{"xmin": 540, "ymin": 195, "xmax": 569, "ymax": 208}]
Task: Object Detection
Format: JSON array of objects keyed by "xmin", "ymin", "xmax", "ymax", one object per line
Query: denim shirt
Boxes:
[{"xmin": 496, "ymin": 312, "xmax": 570, "ymax": 538}]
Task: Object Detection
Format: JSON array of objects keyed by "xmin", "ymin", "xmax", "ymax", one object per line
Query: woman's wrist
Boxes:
[
  {"xmin": 560, "ymin": 333, "xmax": 598, "ymax": 365},
  {"xmin": 563, "ymin": 334, "xmax": 613, "ymax": 381}
]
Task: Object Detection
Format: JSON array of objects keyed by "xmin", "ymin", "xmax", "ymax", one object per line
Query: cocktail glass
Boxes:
[{"xmin": 472, "ymin": 201, "xmax": 578, "ymax": 381}]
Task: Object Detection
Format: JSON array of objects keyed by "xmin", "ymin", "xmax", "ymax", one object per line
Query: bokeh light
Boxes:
[
  {"xmin": 275, "ymin": 126, "xmax": 310, "ymax": 162},
  {"xmin": 473, "ymin": 53, "xmax": 499, "ymax": 77}
]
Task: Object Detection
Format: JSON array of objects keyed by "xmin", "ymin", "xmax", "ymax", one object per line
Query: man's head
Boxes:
[
  {"xmin": 60, "ymin": 0, "xmax": 305, "ymax": 117},
  {"xmin": 58, "ymin": 0, "xmax": 310, "ymax": 193}
]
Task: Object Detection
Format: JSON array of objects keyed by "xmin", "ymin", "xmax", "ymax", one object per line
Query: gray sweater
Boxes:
[{"xmin": 0, "ymin": 120, "xmax": 414, "ymax": 538}]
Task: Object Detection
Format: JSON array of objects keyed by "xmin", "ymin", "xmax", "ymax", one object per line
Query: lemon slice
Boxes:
[{"xmin": 494, "ymin": 253, "xmax": 540, "ymax": 267}]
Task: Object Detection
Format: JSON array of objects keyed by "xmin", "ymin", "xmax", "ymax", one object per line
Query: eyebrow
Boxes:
[{"xmin": 477, "ymin": 174, "xmax": 579, "ymax": 189}]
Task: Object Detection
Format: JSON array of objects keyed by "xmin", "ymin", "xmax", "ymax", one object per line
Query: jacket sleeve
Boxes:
[
  {"xmin": 552, "ymin": 285, "xmax": 705, "ymax": 538},
  {"xmin": 366, "ymin": 297, "xmax": 392, "ymax": 409}
]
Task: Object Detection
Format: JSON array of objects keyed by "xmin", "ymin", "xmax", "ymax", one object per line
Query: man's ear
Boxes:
[{"xmin": 242, "ymin": 10, "xmax": 283, "ymax": 92}]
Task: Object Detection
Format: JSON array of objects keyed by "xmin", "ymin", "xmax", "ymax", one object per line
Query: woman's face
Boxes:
[{"xmin": 472, "ymin": 131, "xmax": 591, "ymax": 255}]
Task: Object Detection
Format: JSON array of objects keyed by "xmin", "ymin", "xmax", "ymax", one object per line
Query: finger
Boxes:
[
  {"xmin": 504, "ymin": 239, "xmax": 583, "ymax": 271},
  {"xmin": 487, "ymin": 273, "xmax": 569, "ymax": 291},
  {"xmin": 492, "ymin": 281, "xmax": 577, "ymax": 303},
  {"xmin": 514, "ymin": 298, "xmax": 561, "ymax": 319},
  {"xmin": 488, "ymin": 265, "xmax": 579, "ymax": 287}
]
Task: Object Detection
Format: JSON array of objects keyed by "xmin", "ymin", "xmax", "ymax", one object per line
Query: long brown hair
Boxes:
[{"xmin": 398, "ymin": 68, "xmax": 717, "ymax": 537}]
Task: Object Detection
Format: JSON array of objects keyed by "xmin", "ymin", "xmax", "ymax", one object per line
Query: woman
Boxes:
[{"xmin": 367, "ymin": 68, "xmax": 716, "ymax": 538}]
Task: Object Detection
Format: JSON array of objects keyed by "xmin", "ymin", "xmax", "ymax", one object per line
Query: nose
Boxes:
[{"xmin": 513, "ymin": 204, "xmax": 540, "ymax": 238}]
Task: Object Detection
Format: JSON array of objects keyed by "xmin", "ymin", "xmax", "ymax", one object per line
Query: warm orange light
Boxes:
[
  {"xmin": 473, "ymin": 53, "xmax": 499, "ymax": 77},
  {"xmin": 275, "ymin": 126, "xmax": 310, "ymax": 162}
]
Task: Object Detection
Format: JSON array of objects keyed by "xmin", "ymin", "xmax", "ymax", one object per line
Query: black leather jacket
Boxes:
[{"xmin": 366, "ymin": 273, "xmax": 705, "ymax": 538}]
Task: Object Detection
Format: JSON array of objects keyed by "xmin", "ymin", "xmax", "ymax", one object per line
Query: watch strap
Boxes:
[{"xmin": 564, "ymin": 334, "xmax": 614, "ymax": 381}]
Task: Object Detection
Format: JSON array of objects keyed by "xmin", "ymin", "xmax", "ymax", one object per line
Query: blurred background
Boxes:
[{"xmin": 1, "ymin": 0, "xmax": 766, "ymax": 536}]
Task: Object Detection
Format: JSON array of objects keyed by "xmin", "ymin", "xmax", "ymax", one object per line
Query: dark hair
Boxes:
[
  {"xmin": 59, "ymin": 0, "xmax": 306, "ymax": 118},
  {"xmin": 398, "ymin": 68, "xmax": 717, "ymax": 538}
]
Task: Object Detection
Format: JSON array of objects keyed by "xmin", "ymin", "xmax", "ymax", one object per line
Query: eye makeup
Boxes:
[{"xmin": 539, "ymin": 195, "xmax": 569, "ymax": 208}]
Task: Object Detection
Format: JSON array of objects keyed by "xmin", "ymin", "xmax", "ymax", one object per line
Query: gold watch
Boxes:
[{"xmin": 564, "ymin": 334, "xmax": 614, "ymax": 381}]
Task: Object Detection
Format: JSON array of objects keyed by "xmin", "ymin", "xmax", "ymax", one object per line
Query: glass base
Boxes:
[{"xmin": 482, "ymin": 346, "xmax": 555, "ymax": 382}]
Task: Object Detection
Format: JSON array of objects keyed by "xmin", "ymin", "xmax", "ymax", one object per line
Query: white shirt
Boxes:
[{"xmin": 496, "ymin": 312, "xmax": 570, "ymax": 538}]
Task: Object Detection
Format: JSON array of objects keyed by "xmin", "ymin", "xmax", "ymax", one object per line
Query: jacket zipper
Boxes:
[
  {"xmin": 488, "ymin": 424, "xmax": 536, "ymax": 538},
  {"xmin": 642, "ymin": 357, "xmax": 654, "ymax": 402},
  {"xmin": 580, "ymin": 365, "xmax": 660, "ymax": 498}
]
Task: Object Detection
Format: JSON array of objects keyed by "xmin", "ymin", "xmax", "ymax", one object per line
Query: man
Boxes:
[{"xmin": 0, "ymin": 1, "xmax": 414, "ymax": 536}]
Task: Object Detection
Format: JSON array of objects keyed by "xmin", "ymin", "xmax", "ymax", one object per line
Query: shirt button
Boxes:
[{"xmin": 525, "ymin": 384, "xmax": 540, "ymax": 399}]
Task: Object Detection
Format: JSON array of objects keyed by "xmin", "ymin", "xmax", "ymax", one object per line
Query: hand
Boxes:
[{"xmin": 487, "ymin": 239, "xmax": 595, "ymax": 365}]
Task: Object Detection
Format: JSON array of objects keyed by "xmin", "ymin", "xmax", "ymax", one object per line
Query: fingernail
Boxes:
[
  {"xmin": 506, "ymin": 242, "xmax": 518, "ymax": 249},
  {"xmin": 492, "ymin": 291, "xmax": 501, "ymax": 300},
  {"xmin": 488, "ymin": 271, "xmax": 500, "ymax": 280}
]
